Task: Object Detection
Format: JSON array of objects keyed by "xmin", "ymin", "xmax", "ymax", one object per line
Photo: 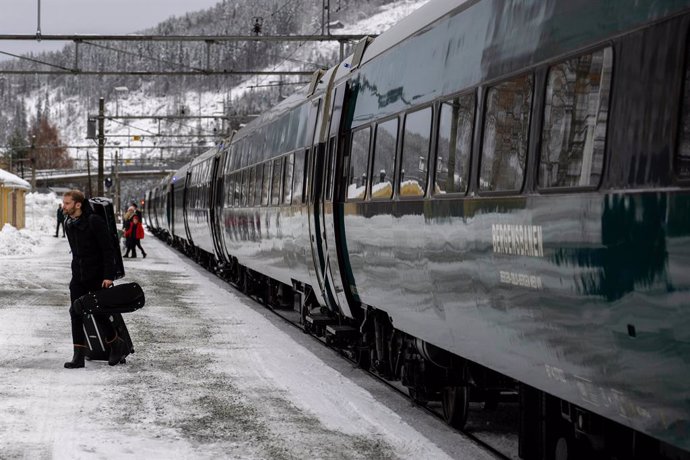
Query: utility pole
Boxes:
[
  {"xmin": 322, "ymin": 0, "xmax": 330, "ymax": 35},
  {"xmin": 36, "ymin": 0, "xmax": 42, "ymax": 40},
  {"xmin": 97, "ymin": 97, "xmax": 105, "ymax": 196},
  {"xmin": 30, "ymin": 135, "xmax": 36, "ymax": 190},
  {"xmin": 86, "ymin": 151, "xmax": 93, "ymax": 197},
  {"xmin": 115, "ymin": 148, "xmax": 121, "ymax": 215}
]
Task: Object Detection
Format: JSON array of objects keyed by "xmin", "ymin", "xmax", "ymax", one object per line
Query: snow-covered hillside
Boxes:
[{"xmin": 21, "ymin": 0, "xmax": 428, "ymax": 165}]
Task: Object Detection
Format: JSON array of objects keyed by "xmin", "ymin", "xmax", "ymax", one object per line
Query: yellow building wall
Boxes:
[{"xmin": 0, "ymin": 186, "xmax": 26, "ymax": 230}]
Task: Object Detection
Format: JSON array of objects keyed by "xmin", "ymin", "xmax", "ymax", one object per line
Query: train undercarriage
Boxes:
[{"xmin": 226, "ymin": 263, "xmax": 689, "ymax": 460}]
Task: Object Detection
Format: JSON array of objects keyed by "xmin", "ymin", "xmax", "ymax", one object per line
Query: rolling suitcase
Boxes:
[
  {"xmin": 87, "ymin": 197, "xmax": 125, "ymax": 280},
  {"xmin": 83, "ymin": 312, "xmax": 134, "ymax": 363}
]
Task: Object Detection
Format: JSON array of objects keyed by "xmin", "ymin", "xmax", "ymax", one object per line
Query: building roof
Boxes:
[{"xmin": 0, "ymin": 168, "xmax": 31, "ymax": 190}]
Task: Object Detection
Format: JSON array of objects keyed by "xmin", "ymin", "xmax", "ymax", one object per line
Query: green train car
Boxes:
[{"xmin": 147, "ymin": 1, "xmax": 690, "ymax": 458}]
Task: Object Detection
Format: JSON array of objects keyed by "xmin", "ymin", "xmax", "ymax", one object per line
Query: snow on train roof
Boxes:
[
  {"xmin": 361, "ymin": 0, "xmax": 475, "ymax": 66},
  {"xmin": 239, "ymin": 86, "xmax": 311, "ymax": 134},
  {"xmin": 0, "ymin": 168, "xmax": 31, "ymax": 190},
  {"xmin": 229, "ymin": 0, "xmax": 462, "ymax": 143},
  {"xmin": 190, "ymin": 144, "xmax": 221, "ymax": 167}
]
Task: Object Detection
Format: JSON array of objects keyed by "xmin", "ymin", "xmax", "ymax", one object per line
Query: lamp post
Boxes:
[
  {"xmin": 30, "ymin": 134, "xmax": 36, "ymax": 190},
  {"xmin": 112, "ymin": 141, "xmax": 121, "ymax": 215},
  {"xmin": 97, "ymin": 97, "xmax": 105, "ymax": 196}
]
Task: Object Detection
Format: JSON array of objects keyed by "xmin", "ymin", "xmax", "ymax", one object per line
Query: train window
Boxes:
[
  {"xmin": 271, "ymin": 158, "xmax": 283, "ymax": 206},
  {"xmin": 282, "ymin": 153, "xmax": 294, "ymax": 205},
  {"xmin": 233, "ymin": 172, "xmax": 241, "ymax": 207},
  {"xmin": 539, "ymin": 48, "xmax": 612, "ymax": 188},
  {"xmin": 243, "ymin": 137, "xmax": 252, "ymax": 168},
  {"xmin": 248, "ymin": 167, "xmax": 257, "ymax": 206},
  {"xmin": 261, "ymin": 162, "xmax": 271, "ymax": 206},
  {"xmin": 227, "ymin": 146, "xmax": 237, "ymax": 172},
  {"xmin": 253, "ymin": 164, "xmax": 263, "ymax": 206},
  {"xmin": 225, "ymin": 174, "xmax": 234, "ymax": 208},
  {"xmin": 436, "ymin": 93, "xmax": 475, "ymax": 195},
  {"xmin": 239, "ymin": 170, "xmax": 247, "ymax": 207},
  {"xmin": 480, "ymin": 74, "xmax": 533, "ymax": 192},
  {"xmin": 372, "ymin": 119, "xmax": 398, "ymax": 199},
  {"xmin": 292, "ymin": 150, "xmax": 306, "ymax": 204},
  {"xmin": 232, "ymin": 143, "xmax": 242, "ymax": 170},
  {"xmin": 245, "ymin": 169, "xmax": 253, "ymax": 206},
  {"xmin": 678, "ymin": 39, "xmax": 690, "ymax": 176},
  {"xmin": 401, "ymin": 107, "xmax": 432, "ymax": 197},
  {"xmin": 347, "ymin": 127, "xmax": 370, "ymax": 200},
  {"xmin": 325, "ymin": 137, "xmax": 336, "ymax": 201}
]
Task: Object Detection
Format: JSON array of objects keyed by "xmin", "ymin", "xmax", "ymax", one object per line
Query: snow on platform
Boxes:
[{"xmin": 0, "ymin": 193, "xmax": 495, "ymax": 459}]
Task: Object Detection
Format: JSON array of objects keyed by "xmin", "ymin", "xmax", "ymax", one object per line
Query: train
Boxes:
[{"xmin": 145, "ymin": 0, "xmax": 690, "ymax": 458}]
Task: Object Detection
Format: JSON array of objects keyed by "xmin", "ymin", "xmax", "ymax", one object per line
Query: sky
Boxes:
[{"xmin": 0, "ymin": 0, "xmax": 223, "ymax": 60}]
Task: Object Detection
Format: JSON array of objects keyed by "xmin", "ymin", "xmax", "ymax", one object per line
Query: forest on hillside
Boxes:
[{"xmin": 0, "ymin": 0, "xmax": 394, "ymax": 169}]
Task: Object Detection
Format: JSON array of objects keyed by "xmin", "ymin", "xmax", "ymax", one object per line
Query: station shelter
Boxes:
[{"xmin": 0, "ymin": 168, "xmax": 31, "ymax": 230}]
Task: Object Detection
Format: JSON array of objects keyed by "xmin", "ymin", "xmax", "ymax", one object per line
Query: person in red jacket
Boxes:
[{"xmin": 123, "ymin": 214, "xmax": 147, "ymax": 258}]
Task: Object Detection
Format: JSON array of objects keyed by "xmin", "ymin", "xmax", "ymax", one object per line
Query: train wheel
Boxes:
[
  {"xmin": 240, "ymin": 268, "xmax": 250, "ymax": 295},
  {"xmin": 442, "ymin": 384, "xmax": 469, "ymax": 429},
  {"xmin": 483, "ymin": 390, "xmax": 499, "ymax": 410},
  {"xmin": 355, "ymin": 345, "xmax": 370, "ymax": 370},
  {"xmin": 408, "ymin": 387, "xmax": 429, "ymax": 407},
  {"xmin": 554, "ymin": 437, "xmax": 569, "ymax": 460}
]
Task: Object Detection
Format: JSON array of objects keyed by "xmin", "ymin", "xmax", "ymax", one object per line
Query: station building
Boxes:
[{"xmin": 0, "ymin": 168, "xmax": 31, "ymax": 230}]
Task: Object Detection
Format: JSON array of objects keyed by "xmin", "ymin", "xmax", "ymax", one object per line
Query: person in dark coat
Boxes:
[
  {"xmin": 54, "ymin": 203, "xmax": 65, "ymax": 237},
  {"xmin": 123, "ymin": 214, "xmax": 147, "ymax": 258},
  {"xmin": 62, "ymin": 189, "xmax": 127, "ymax": 368},
  {"xmin": 131, "ymin": 202, "xmax": 143, "ymax": 221}
]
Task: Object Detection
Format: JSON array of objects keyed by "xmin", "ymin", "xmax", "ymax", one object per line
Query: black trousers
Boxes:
[
  {"xmin": 69, "ymin": 278, "xmax": 115, "ymax": 346},
  {"xmin": 124, "ymin": 239, "xmax": 146, "ymax": 257},
  {"xmin": 55, "ymin": 221, "xmax": 65, "ymax": 237}
]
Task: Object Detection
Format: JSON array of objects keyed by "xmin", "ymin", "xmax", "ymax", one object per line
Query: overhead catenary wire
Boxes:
[
  {"xmin": 251, "ymin": 0, "xmax": 358, "ymax": 89},
  {"xmin": 0, "ymin": 49, "xmax": 74, "ymax": 72},
  {"xmin": 82, "ymin": 41, "xmax": 205, "ymax": 73}
]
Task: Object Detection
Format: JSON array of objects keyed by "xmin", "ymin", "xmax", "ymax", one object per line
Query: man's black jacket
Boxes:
[{"xmin": 65, "ymin": 209, "xmax": 116, "ymax": 283}]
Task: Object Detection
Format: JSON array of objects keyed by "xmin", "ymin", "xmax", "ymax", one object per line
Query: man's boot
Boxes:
[
  {"xmin": 107, "ymin": 335, "xmax": 127, "ymax": 366},
  {"xmin": 64, "ymin": 345, "xmax": 86, "ymax": 369}
]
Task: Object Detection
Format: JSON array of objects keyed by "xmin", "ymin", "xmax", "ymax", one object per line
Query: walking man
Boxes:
[
  {"xmin": 62, "ymin": 189, "xmax": 127, "ymax": 368},
  {"xmin": 54, "ymin": 203, "xmax": 65, "ymax": 237}
]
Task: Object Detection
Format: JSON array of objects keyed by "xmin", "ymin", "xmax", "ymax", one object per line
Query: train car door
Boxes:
[
  {"xmin": 167, "ymin": 181, "xmax": 174, "ymax": 239},
  {"xmin": 306, "ymin": 97, "xmax": 329, "ymax": 308},
  {"xmin": 320, "ymin": 84, "xmax": 354, "ymax": 317},
  {"xmin": 183, "ymin": 170, "xmax": 193, "ymax": 246},
  {"xmin": 210, "ymin": 149, "xmax": 228, "ymax": 265}
]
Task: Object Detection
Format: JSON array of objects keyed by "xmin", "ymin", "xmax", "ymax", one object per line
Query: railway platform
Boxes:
[{"xmin": 0, "ymin": 209, "xmax": 500, "ymax": 459}]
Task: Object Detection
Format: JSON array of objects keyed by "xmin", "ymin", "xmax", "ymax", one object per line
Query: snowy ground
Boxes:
[{"xmin": 0, "ymin": 194, "xmax": 498, "ymax": 459}]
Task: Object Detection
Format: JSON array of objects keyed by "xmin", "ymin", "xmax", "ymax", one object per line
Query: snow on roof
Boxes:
[
  {"xmin": 0, "ymin": 169, "xmax": 31, "ymax": 191},
  {"xmin": 361, "ymin": 0, "xmax": 469, "ymax": 66}
]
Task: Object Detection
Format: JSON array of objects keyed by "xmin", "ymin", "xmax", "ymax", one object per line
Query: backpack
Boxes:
[{"xmin": 86, "ymin": 197, "xmax": 126, "ymax": 280}]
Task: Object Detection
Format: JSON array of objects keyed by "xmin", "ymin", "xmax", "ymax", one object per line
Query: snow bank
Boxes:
[
  {"xmin": 0, "ymin": 168, "xmax": 31, "ymax": 190},
  {"xmin": 0, "ymin": 192, "xmax": 61, "ymax": 256}
]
